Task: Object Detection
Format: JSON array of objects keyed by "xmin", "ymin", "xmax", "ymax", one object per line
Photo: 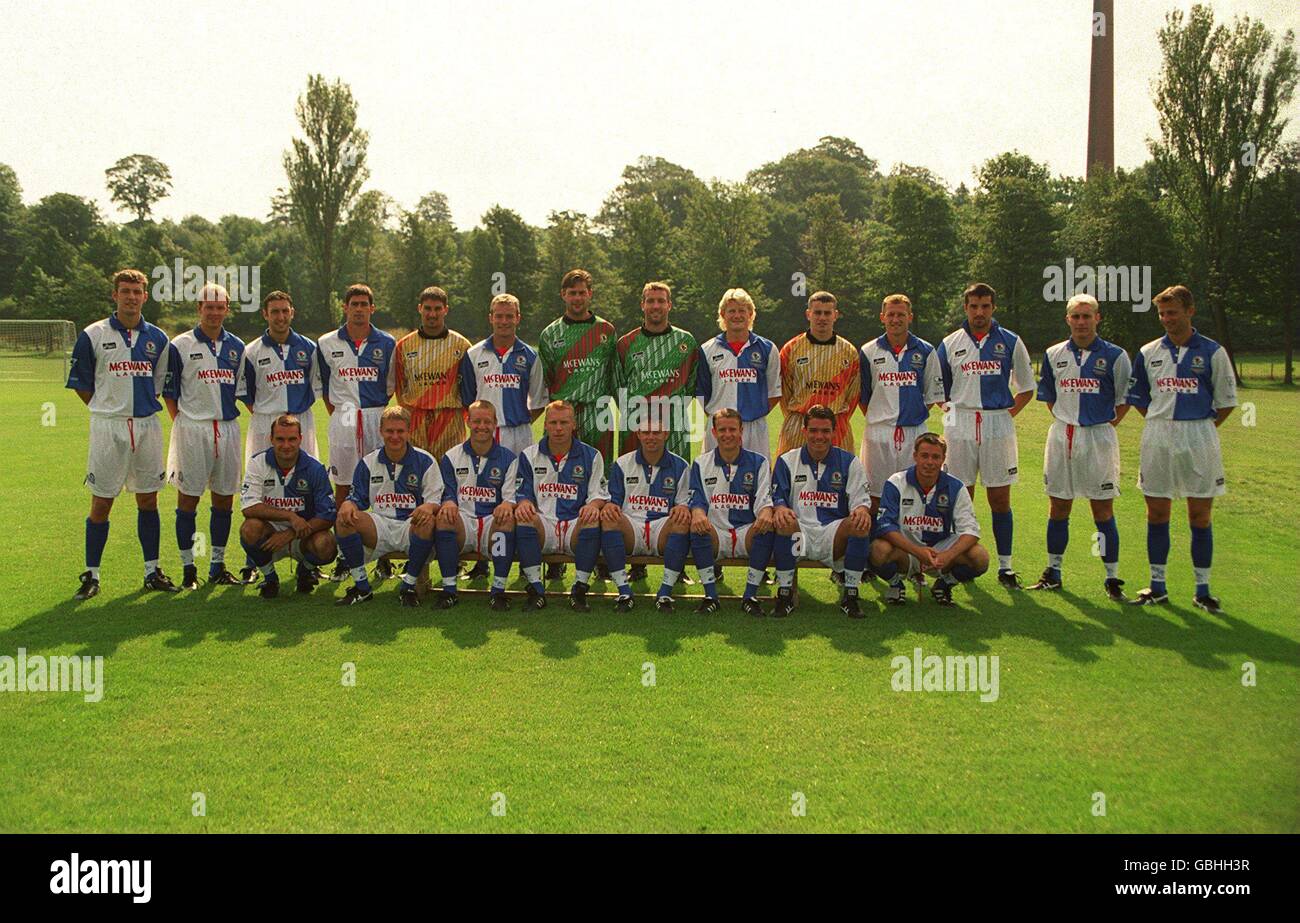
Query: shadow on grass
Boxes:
[{"xmin": 4, "ymin": 572, "xmax": 1297, "ymax": 672}]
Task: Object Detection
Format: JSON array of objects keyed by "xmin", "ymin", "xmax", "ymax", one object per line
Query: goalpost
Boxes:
[{"xmin": 0, "ymin": 319, "xmax": 78, "ymax": 382}]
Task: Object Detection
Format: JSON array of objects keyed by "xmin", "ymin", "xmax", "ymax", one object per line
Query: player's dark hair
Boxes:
[
  {"xmin": 112, "ymin": 268, "xmax": 148, "ymax": 291},
  {"xmin": 808, "ymin": 291, "xmax": 837, "ymax": 307},
  {"xmin": 712, "ymin": 408, "xmax": 743, "ymax": 427},
  {"xmin": 262, "ymin": 290, "xmax": 293, "ymax": 310},
  {"xmin": 914, "ymin": 432, "xmax": 947, "ymax": 455},
  {"xmin": 271, "ymin": 413, "xmax": 303, "ymax": 436},
  {"xmin": 418, "ymin": 286, "xmax": 448, "ymax": 307},
  {"xmin": 560, "ymin": 269, "xmax": 594, "ymax": 292},
  {"xmin": 803, "ymin": 405, "xmax": 836, "ymax": 428},
  {"xmin": 343, "ymin": 283, "xmax": 374, "ymax": 306},
  {"xmin": 963, "ymin": 282, "xmax": 996, "ymax": 305}
]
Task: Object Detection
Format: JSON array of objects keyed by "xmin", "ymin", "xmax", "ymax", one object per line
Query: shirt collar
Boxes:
[
  {"xmin": 338, "ymin": 324, "xmax": 373, "ymax": 344},
  {"xmin": 799, "ymin": 445, "xmax": 832, "ymax": 468},
  {"xmin": 193, "ymin": 326, "xmax": 224, "ymax": 346},
  {"xmin": 1161, "ymin": 328, "xmax": 1200, "ymax": 351},
  {"xmin": 417, "ymin": 327, "xmax": 449, "ymax": 340},
  {"xmin": 108, "ymin": 314, "xmax": 141, "ymax": 334},
  {"xmin": 962, "ymin": 319, "xmax": 1000, "ymax": 339},
  {"xmin": 805, "ymin": 329, "xmax": 837, "ymax": 346}
]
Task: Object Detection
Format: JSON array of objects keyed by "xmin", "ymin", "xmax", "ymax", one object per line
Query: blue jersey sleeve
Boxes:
[
  {"xmin": 162, "ymin": 343, "xmax": 183, "ymax": 400},
  {"xmin": 515, "ymin": 454, "xmax": 536, "ymax": 504},
  {"xmin": 1125, "ymin": 352, "xmax": 1151, "ymax": 409},
  {"xmin": 1036, "ymin": 350, "xmax": 1056, "ymax": 404},
  {"xmin": 858, "ymin": 345, "xmax": 872, "ymax": 412},
  {"xmin": 311, "ymin": 464, "xmax": 337, "ymax": 523},
  {"xmin": 317, "ymin": 347, "xmax": 331, "ymax": 403},
  {"xmin": 458, "ymin": 353, "xmax": 477, "ymax": 407},
  {"xmin": 66, "ymin": 330, "xmax": 96, "ymax": 392},
  {"xmin": 771, "ymin": 457, "xmax": 792, "ymax": 508},
  {"xmin": 694, "ymin": 345, "xmax": 713, "ymax": 402},
  {"xmin": 438, "ymin": 456, "xmax": 458, "ymax": 503},
  {"xmin": 238, "ymin": 352, "xmax": 257, "ymax": 407},
  {"xmin": 875, "ymin": 479, "xmax": 902, "ymax": 537},
  {"xmin": 688, "ymin": 462, "xmax": 708, "ymax": 511},
  {"xmin": 936, "ymin": 341, "xmax": 953, "ymax": 401},
  {"xmin": 607, "ymin": 462, "xmax": 626, "ymax": 507},
  {"xmin": 347, "ymin": 458, "xmax": 371, "ymax": 510}
]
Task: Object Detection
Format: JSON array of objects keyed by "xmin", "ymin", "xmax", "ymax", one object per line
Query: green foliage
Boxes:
[
  {"xmin": 282, "ymin": 74, "xmax": 370, "ymax": 329},
  {"xmin": 672, "ymin": 181, "xmax": 769, "ymax": 334},
  {"xmin": 104, "ymin": 154, "xmax": 172, "ymax": 224}
]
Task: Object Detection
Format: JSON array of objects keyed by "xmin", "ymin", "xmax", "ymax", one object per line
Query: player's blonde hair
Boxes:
[
  {"xmin": 466, "ymin": 399, "xmax": 498, "ymax": 422},
  {"xmin": 489, "ymin": 293, "xmax": 520, "ymax": 313},
  {"xmin": 197, "ymin": 282, "xmax": 230, "ymax": 304},
  {"xmin": 1066, "ymin": 293, "xmax": 1100, "ymax": 314},
  {"xmin": 882, "ymin": 293, "xmax": 912, "ymax": 310},
  {"xmin": 544, "ymin": 399, "xmax": 576, "ymax": 421},
  {"xmin": 380, "ymin": 405, "xmax": 412, "ymax": 427},
  {"xmin": 1154, "ymin": 285, "xmax": 1194, "ymax": 310},
  {"xmin": 711, "ymin": 408, "xmax": 743, "ymax": 428},
  {"xmin": 717, "ymin": 288, "xmax": 756, "ymax": 331}
]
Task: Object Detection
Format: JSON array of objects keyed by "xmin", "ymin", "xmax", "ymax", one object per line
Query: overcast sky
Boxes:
[{"xmin": 2, "ymin": 0, "xmax": 1297, "ymax": 229}]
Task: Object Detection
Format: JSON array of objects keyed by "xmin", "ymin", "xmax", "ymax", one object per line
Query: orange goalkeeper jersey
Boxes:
[
  {"xmin": 394, "ymin": 328, "xmax": 472, "ymax": 411},
  {"xmin": 777, "ymin": 331, "xmax": 861, "ymax": 455}
]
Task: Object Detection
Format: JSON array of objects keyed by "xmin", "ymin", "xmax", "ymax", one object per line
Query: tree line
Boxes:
[{"xmin": 0, "ymin": 4, "xmax": 1294, "ymax": 382}]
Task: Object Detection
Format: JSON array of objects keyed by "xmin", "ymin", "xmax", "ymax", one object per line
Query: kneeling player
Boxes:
[
  {"xmin": 432, "ymin": 400, "xmax": 519, "ymax": 611},
  {"xmin": 513, "ymin": 400, "xmax": 608, "ymax": 611},
  {"xmin": 239, "ymin": 414, "xmax": 338, "ymax": 598},
  {"xmin": 599, "ymin": 418, "xmax": 691, "ymax": 612},
  {"xmin": 869, "ymin": 434, "xmax": 989, "ymax": 607},
  {"xmin": 770, "ymin": 405, "xmax": 873, "ymax": 618},
  {"xmin": 664, "ymin": 409, "xmax": 776, "ymax": 615},
  {"xmin": 333, "ymin": 407, "xmax": 443, "ymax": 606}
]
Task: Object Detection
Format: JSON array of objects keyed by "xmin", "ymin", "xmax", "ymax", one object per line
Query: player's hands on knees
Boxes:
[
  {"xmin": 287, "ymin": 513, "xmax": 310, "ymax": 538},
  {"xmin": 492, "ymin": 501, "xmax": 514, "ymax": 522},
  {"xmin": 264, "ymin": 530, "xmax": 294, "ymax": 552},
  {"xmin": 579, "ymin": 502, "xmax": 603, "ymax": 526},
  {"xmin": 337, "ymin": 502, "xmax": 358, "ymax": 528},
  {"xmin": 774, "ymin": 507, "xmax": 799, "ymax": 532},
  {"xmin": 599, "ymin": 503, "xmax": 622, "ymax": 527},
  {"xmin": 752, "ymin": 508, "xmax": 774, "ymax": 534},
  {"xmin": 436, "ymin": 502, "xmax": 459, "ymax": 529},
  {"xmin": 848, "ymin": 506, "xmax": 872, "ymax": 534},
  {"xmin": 689, "ymin": 509, "xmax": 711, "ymax": 535},
  {"xmin": 411, "ymin": 503, "xmax": 436, "ymax": 531},
  {"xmin": 514, "ymin": 500, "xmax": 536, "ymax": 524},
  {"xmin": 667, "ymin": 504, "xmax": 691, "ymax": 528}
]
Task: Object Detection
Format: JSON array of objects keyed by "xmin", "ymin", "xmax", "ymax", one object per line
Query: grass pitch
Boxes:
[{"xmin": 0, "ymin": 359, "xmax": 1296, "ymax": 832}]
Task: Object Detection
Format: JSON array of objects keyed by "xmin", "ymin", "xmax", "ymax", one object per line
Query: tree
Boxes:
[
  {"xmin": 482, "ymin": 206, "xmax": 541, "ymax": 314},
  {"xmin": 1238, "ymin": 142, "xmax": 1300, "ymax": 384},
  {"xmin": 965, "ymin": 152, "xmax": 1060, "ymax": 344},
  {"xmin": 0, "ymin": 164, "xmax": 22, "ymax": 298},
  {"xmin": 596, "ymin": 156, "xmax": 706, "ymax": 230},
  {"xmin": 26, "ymin": 193, "xmax": 100, "ymax": 249},
  {"xmin": 389, "ymin": 192, "xmax": 456, "ymax": 323},
  {"xmin": 1055, "ymin": 167, "xmax": 1181, "ymax": 356},
  {"xmin": 748, "ymin": 136, "xmax": 880, "ymax": 221},
  {"xmin": 797, "ymin": 194, "xmax": 861, "ymax": 301},
  {"xmin": 606, "ymin": 195, "xmax": 674, "ymax": 318},
  {"xmin": 462, "ymin": 226, "xmax": 505, "ymax": 334},
  {"xmin": 867, "ymin": 174, "xmax": 961, "ymax": 338},
  {"xmin": 1149, "ymin": 3, "xmax": 1298, "ymax": 378},
  {"xmin": 672, "ymin": 181, "xmax": 769, "ymax": 334},
  {"xmin": 282, "ymin": 75, "xmax": 370, "ymax": 328},
  {"xmin": 539, "ymin": 211, "xmax": 613, "ymax": 320},
  {"xmin": 105, "ymin": 154, "xmax": 172, "ymax": 223}
]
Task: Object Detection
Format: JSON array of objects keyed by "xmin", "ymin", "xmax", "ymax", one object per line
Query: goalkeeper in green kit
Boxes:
[
  {"xmin": 540, "ymin": 269, "xmax": 618, "ymax": 463},
  {"xmin": 539, "ymin": 268, "xmax": 618, "ymax": 581},
  {"xmin": 615, "ymin": 281, "xmax": 698, "ymax": 460}
]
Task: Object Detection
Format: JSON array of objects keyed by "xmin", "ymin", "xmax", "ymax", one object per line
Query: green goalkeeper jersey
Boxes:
[
  {"xmin": 539, "ymin": 313, "xmax": 617, "ymax": 405},
  {"xmin": 615, "ymin": 324, "xmax": 699, "ymax": 458}
]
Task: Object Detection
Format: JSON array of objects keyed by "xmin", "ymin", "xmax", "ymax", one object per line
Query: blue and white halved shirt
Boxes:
[
  {"xmin": 687, "ymin": 447, "xmax": 773, "ymax": 531},
  {"xmin": 772, "ymin": 445, "xmax": 870, "ymax": 529},
  {"xmin": 1037, "ymin": 336, "xmax": 1132, "ymax": 426},
  {"xmin": 875, "ymin": 466, "xmax": 979, "ymax": 547},
  {"xmin": 66, "ymin": 314, "xmax": 171, "ymax": 418},
  {"xmin": 1125, "ymin": 330, "xmax": 1236, "ymax": 421}
]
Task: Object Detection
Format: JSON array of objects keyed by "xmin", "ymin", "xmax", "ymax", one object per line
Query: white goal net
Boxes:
[{"xmin": 0, "ymin": 319, "xmax": 77, "ymax": 383}]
